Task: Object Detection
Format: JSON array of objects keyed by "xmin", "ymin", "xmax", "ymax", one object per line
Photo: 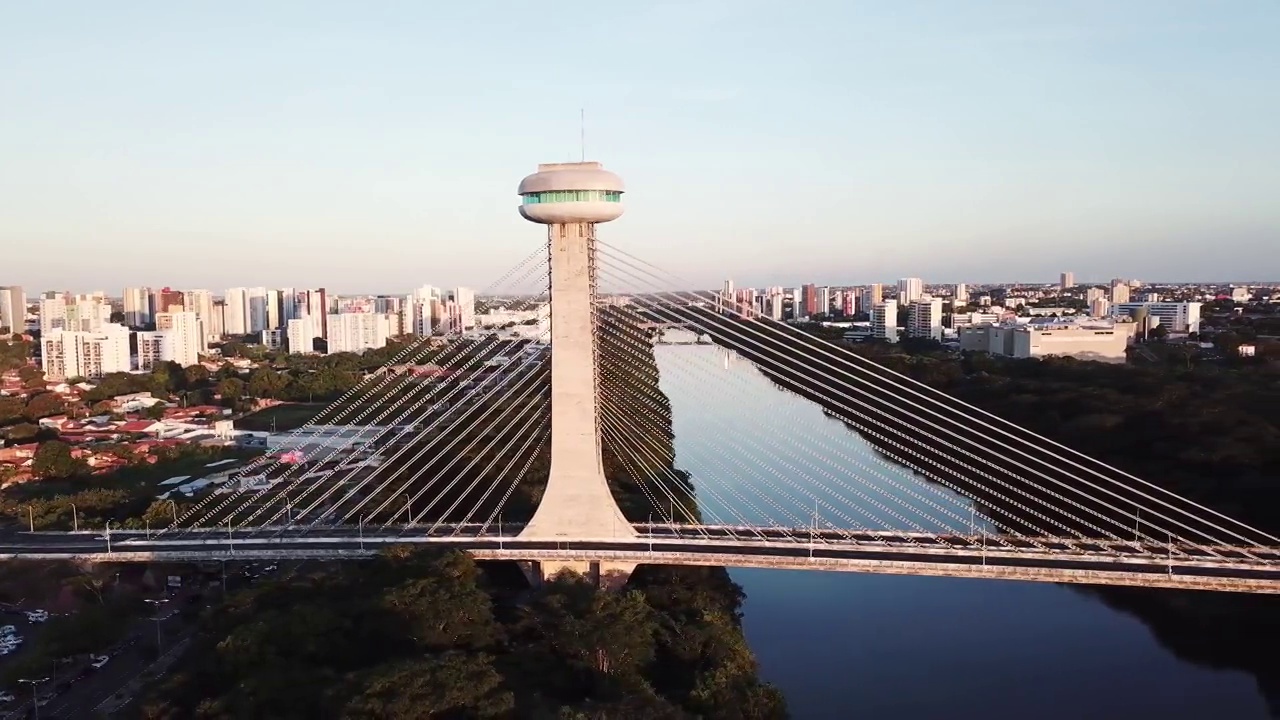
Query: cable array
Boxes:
[
  {"xmin": 594, "ymin": 240, "xmax": 1279, "ymax": 562},
  {"xmin": 174, "ymin": 250, "xmax": 552, "ymax": 535}
]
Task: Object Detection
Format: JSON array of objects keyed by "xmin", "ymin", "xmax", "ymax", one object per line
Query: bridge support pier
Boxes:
[{"xmin": 518, "ymin": 560, "xmax": 636, "ymax": 591}]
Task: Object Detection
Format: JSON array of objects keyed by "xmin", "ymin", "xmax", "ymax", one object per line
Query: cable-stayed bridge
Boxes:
[{"xmin": 6, "ymin": 161, "xmax": 1280, "ymax": 594}]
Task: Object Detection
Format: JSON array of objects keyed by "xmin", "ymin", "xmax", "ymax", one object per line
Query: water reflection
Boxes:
[{"xmin": 655, "ymin": 341, "xmax": 1269, "ymax": 719}]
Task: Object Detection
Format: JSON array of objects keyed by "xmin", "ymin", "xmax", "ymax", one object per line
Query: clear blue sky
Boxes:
[{"xmin": 2, "ymin": 0, "xmax": 1277, "ymax": 293}]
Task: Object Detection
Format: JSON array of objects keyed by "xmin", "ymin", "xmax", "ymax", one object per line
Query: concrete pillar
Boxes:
[
  {"xmin": 519, "ymin": 560, "xmax": 638, "ymax": 591},
  {"xmin": 519, "ymin": 222, "xmax": 635, "ymax": 541}
]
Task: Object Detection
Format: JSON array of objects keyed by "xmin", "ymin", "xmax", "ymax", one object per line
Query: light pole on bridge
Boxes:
[
  {"xmin": 105, "ymin": 521, "xmax": 112, "ymax": 554},
  {"xmin": 144, "ymin": 598, "xmax": 169, "ymax": 652},
  {"xmin": 71, "ymin": 503, "xmax": 78, "ymax": 532},
  {"xmin": 404, "ymin": 494, "xmax": 413, "ymax": 528},
  {"xmin": 359, "ymin": 515, "xmax": 364, "ymax": 551},
  {"xmin": 19, "ymin": 677, "xmax": 49, "ymax": 719}
]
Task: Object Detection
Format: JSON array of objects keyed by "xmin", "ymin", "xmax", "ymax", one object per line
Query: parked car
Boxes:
[
  {"xmin": 0, "ymin": 691, "xmax": 14, "ymax": 702},
  {"xmin": 90, "ymin": 654, "xmax": 109, "ymax": 669},
  {"xmin": 0, "ymin": 625, "xmax": 15, "ymax": 635}
]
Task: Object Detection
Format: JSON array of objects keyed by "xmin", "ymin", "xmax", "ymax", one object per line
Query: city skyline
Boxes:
[{"xmin": 3, "ymin": 1, "xmax": 1278, "ymax": 290}]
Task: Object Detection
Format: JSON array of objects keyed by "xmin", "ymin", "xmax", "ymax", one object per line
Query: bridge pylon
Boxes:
[{"xmin": 515, "ymin": 163, "xmax": 637, "ymax": 576}]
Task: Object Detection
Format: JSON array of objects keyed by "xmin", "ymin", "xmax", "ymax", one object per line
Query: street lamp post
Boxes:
[
  {"xmin": 27, "ymin": 505, "xmax": 34, "ymax": 532},
  {"xmin": 359, "ymin": 515, "xmax": 364, "ymax": 551},
  {"xmin": 404, "ymin": 494, "xmax": 412, "ymax": 528},
  {"xmin": 144, "ymin": 599, "xmax": 169, "ymax": 652},
  {"xmin": 226, "ymin": 519, "xmax": 233, "ymax": 553},
  {"xmin": 18, "ymin": 677, "xmax": 48, "ymax": 719},
  {"xmin": 169, "ymin": 500, "xmax": 178, "ymax": 523},
  {"xmin": 145, "ymin": 517, "xmax": 150, "ymax": 540},
  {"xmin": 105, "ymin": 521, "xmax": 112, "ymax": 554}
]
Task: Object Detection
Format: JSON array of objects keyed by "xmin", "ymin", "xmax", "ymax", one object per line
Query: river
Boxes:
[{"xmin": 653, "ymin": 339, "xmax": 1270, "ymax": 719}]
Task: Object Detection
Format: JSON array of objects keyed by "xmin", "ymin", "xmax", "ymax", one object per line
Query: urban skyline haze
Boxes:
[{"xmin": 2, "ymin": 0, "xmax": 1278, "ymax": 291}]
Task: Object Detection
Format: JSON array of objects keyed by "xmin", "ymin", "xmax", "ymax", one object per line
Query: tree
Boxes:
[
  {"xmin": 23, "ymin": 391, "xmax": 64, "ymax": 421},
  {"xmin": 342, "ymin": 654, "xmax": 513, "ymax": 719},
  {"xmin": 146, "ymin": 403, "xmax": 168, "ymax": 420},
  {"xmin": 31, "ymin": 440, "xmax": 85, "ymax": 479},
  {"xmin": 17, "ymin": 365, "xmax": 43, "ymax": 388},
  {"xmin": 5, "ymin": 422, "xmax": 40, "ymax": 442},
  {"xmin": 184, "ymin": 364, "xmax": 211, "ymax": 387},
  {"xmin": 0, "ymin": 396, "xmax": 24, "ymax": 425},
  {"xmin": 217, "ymin": 377, "xmax": 246, "ymax": 402}
]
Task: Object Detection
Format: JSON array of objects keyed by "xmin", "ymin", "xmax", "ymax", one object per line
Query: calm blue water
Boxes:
[{"xmin": 654, "ymin": 341, "xmax": 1268, "ymax": 720}]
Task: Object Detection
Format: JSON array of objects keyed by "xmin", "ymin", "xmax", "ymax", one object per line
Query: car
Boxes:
[
  {"xmin": 25, "ymin": 610, "xmax": 48, "ymax": 622},
  {"xmin": 0, "ymin": 692, "xmax": 13, "ymax": 702},
  {"xmin": 0, "ymin": 625, "xmax": 14, "ymax": 635},
  {"xmin": 90, "ymin": 654, "xmax": 109, "ymax": 669}
]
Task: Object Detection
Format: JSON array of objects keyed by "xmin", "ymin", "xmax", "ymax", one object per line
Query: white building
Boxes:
[
  {"xmin": 39, "ymin": 293, "xmax": 111, "ymax": 335},
  {"xmin": 135, "ymin": 331, "xmax": 168, "ymax": 371},
  {"xmin": 907, "ymin": 298, "xmax": 944, "ymax": 341},
  {"xmin": 327, "ymin": 312, "xmax": 392, "ymax": 354},
  {"xmin": 224, "ymin": 287, "xmax": 249, "ymax": 335},
  {"xmin": 287, "ymin": 315, "xmax": 319, "ymax": 354},
  {"xmin": 950, "ymin": 311, "xmax": 1002, "ymax": 329},
  {"xmin": 1060, "ymin": 271, "xmax": 1075, "ymax": 290},
  {"xmin": 1089, "ymin": 297, "xmax": 1111, "ymax": 318},
  {"xmin": 183, "ymin": 289, "xmax": 216, "ymax": 341},
  {"xmin": 0, "ymin": 286, "xmax": 26, "ymax": 333},
  {"xmin": 155, "ymin": 311, "xmax": 205, "ymax": 367},
  {"xmin": 897, "ymin": 278, "xmax": 923, "ymax": 304},
  {"xmin": 959, "ymin": 319, "xmax": 1133, "ymax": 363},
  {"xmin": 123, "ymin": 287, "xmax": 153, "ymax": 327},
  {"xmin": 1110, "ymin": 279, "xmax": 1131, "ymax": 305},
  {"xmin": 1111, "ymin": 302, "xmax": 1202, "ymax": 333},
  {"xmin": 41, "ymin": 323, "xmax": 132, "ymax": 380},
  {"xmin": 953, "ymin": 283, "xmax": 968, "ymax": 305},
  {"xmin": 448, "ymin": 287, "xmax": 476, "ymax": 329},
  {"xmin": 871, "ymin": 300, "xmax": 898, "ymax": 342}
]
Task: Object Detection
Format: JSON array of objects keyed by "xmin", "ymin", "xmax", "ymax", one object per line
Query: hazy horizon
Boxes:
[{"xmin": 3, "ymin": 1, "xmax": 1278, "ymax": 292}]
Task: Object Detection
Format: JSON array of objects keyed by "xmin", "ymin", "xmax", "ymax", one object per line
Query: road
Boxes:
[{"xmin": 0, "ymin": 525, "xmax": 1278, "ymax": 592}]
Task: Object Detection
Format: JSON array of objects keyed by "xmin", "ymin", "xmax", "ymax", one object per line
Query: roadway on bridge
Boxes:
[{"xmin": 3, "ymin": 526, "xmax": 1279, "ymax": 592}]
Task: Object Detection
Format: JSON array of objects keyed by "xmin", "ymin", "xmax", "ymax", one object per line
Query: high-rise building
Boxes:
[
  {"xmin": 135, "ymin": 331, "xmax": 168, "ymax": 371},
  {"xmin": 897, "ymin": 278, "xmax": 923, "ymax": 304},
  {"xmin": 953, "ymin": 283, "xmax": 968, "ymax": 305},
  {"xmin": 816, "ymin": 286, "xmax": 831, "ymax": 316},
  {"xmin": 151, "ymin": 287, "xmax": 184, "ymax": 315},
  {"xmin": 862, "ymin": 284, "xmax": 883, "ymax": 312},
  {"xmin": 303, "ymin": 288, "xmax": 329, "ymax": 339},
  {"xmin": 286, "ymin": 315, "xmax": 318, "ymax": 354},
  {"xmin": 1085, "ymin": 287, "xmax": 1106, "ymax": 304},
  {"xmin": 246, "ymin": 287, "xmax": 269, "ymax": 334},
  {"xmin": 0, "ymin": 286, "xmax": 26, "ymax": 334},
  {"xmin": 208, "ymin": 301, "xmax": 226, "ymax": 339},
  {"xmin": 265, "ymin": 289, "xmax": 283, "ymax": 330},
  {"xmin": 155, "ymin": 311, "xmax": 205, "ymax": 367},
  {"xmin": 448, "ymin": 287, "xmax": 476, "ymax": 329},
  {"xmin": 1110, "ymin": 279, "xmax": 1130, "ymax": 305},
  {"xmin": 123, "ymin": 287, "xmax": 153, "ymax": 327},
  {"xmin": 39, "ymin": 293, "xmax": 111, "ymax": 335},
  {"xmin": 871, "ymin": 300, "xmax": 898, "ymax": 342},
  {"xmin": 223, "ymin": 287, "xmax": 249, "ymax": 335},
  {"xmin": 840, "ymin": 291, "xmax": 855, "ymax": 316},
  {"xmin": 183, "ymin": 289, "xmax": 215, "ymax": 336},
  {"xmin": 1060, "ymin": 272, "xmax": 1075, "ymax": 290},
  {"xmin": 41, "ymin": 324, "xmax": 132, "ymax": 380},
  {"xmin": 1089, "ymin": 297, "xmax": 1111, "ymax": 318},
  {"xmin": 801, "ymin": 284, "xmax": 817, "ymax": 318},
  {"xmin": 908, "ymin": 298, "xmax": 944, "ymax": 341},
  {"xmin": 328, "ymin": 313, "xmax": 392, "ymax": 354}
]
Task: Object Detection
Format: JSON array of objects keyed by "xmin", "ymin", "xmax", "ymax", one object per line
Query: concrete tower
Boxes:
[{"xmin": 516, "ymin": 162, "xmax": 636, "ymax": 544}]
